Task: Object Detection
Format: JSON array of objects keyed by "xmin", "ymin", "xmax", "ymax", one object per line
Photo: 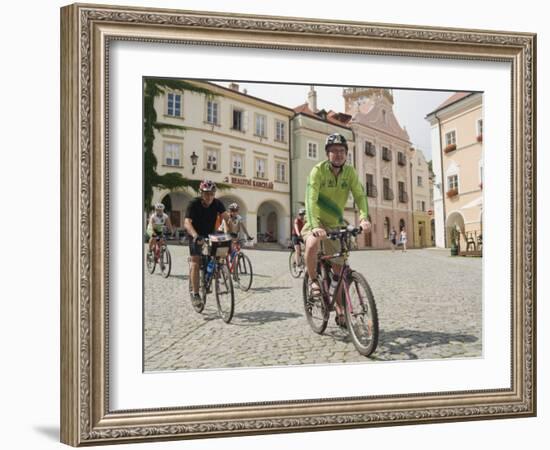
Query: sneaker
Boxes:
[
  {"xmin": 335, "ymin": 314, "xmax": 347, "ymax": 329},
  {"xmin": 191, "ymin": 293, "xmax": 203, "ymax": 307}
]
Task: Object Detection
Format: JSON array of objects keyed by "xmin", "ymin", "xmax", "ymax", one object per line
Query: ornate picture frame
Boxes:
[{"xmin": 60, "ymin": 3, "xmax": 536, "ymax": 446}]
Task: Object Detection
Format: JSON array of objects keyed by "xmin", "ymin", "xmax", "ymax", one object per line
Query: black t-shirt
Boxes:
[{"xmin": 185, "ymin": 197, "xmax": 226, "ymax": 237}]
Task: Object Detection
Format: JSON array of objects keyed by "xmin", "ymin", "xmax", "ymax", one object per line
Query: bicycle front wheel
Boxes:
[
  {"xmin": 146, "ymin": 250, "xmax": 156, "ymax": 274},
  {"xmin": 289, "ymin": 251, "xmax": 303, "ymax": 278},
  {"xmin": 215, "ymin": 265, "xmax": 235, "ymax": 323},
  {"xmin": 344, "ymin": 271, "xmax": 379, "ymax": 357},
  {"xmin": 303, "ymin": 272, "xmax": 329, "ymax": 334},
  {"xmin": 235, "ymin": 253, "xmax": 253, "ymax": 291},
  {"xmin": 160, "ymin": 247, "xmax": 171, "ymax": 278}
]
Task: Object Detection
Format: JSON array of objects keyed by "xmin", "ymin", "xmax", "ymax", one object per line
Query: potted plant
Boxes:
[
  {"xmin": 444, "ymin": 143, "xmax": 457, "ymax": 153},
  {"xmin": 450, "ymin": 228, "xmax": 459, "ymax": 256},
  {"xmin": 477, "ymin": 134, "xmax": 483, "ymax": 143},
  {"xmin": 446, "ymin": 188, "xmax": 459, "ymax": 198}
]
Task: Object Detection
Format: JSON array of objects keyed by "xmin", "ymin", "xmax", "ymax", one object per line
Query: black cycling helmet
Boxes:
[{"xmin": 325, "ymin": 133, "xmax": 348, "ymax": 152}]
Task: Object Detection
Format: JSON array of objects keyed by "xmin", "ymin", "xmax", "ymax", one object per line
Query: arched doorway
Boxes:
[
  {"xmin": 446, "ymin": 211, "xmax": 466, "ymax": 249},
  {"xmin": 363, "ymin": 214, "xmax": 373, "ymax": 247},
  {"xmin": 157, "ymin": 191, "xmax": 194, "ymax": 236},
  {"xmin": 383, "ymin": 217, "xmax": 390, "ymax": 239},
  {"xmin": 257, "ymin": 200, "xmax": 287, "ymax": 244}
]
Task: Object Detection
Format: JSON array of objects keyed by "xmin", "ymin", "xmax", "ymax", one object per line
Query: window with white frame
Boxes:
[
  {"xmin": 255, "ymin": 158, "xmax": 267, "ymax": 179},
  {"xmin": 206, "ymin": 100, "xmax": 219, "ymax": 125},
  {"xmin": 205, "ymin": 148, "xmax": 219, "ymax": 171},
  {"xmin": 164, "ymin": 142, "xmax": 182, "ymax": 166},
  {"xmin": 447, "ymin": 174, "xmax": 459, "ymax": 190},
  {"xmin": 445, "ymin": 130, "xmax": 456, "ymax": 146},
  {"xmin": 276, "ymin": 161, "xmax": 287, "ymax": 182},
  {"xmin": 255, "ymin": 114, "xmax": 267, "ymax": 137},
  {"xmin": 417, "ymin": 176, "xmax": 423, "ymax": 187},
  {"xmin": 232, "ymin": 153, "xmax": 244, "ymax": 175},
  {"xmin": 307, "ymin": 142, "xmax": 318, "ymax": 159},
  {"xmin": 166, "ymin": 92, "xmax": 182, "ymax": 117},
  {"xmin": 275, "ymin": 120, "xmax": 286, "ymax": 142}
]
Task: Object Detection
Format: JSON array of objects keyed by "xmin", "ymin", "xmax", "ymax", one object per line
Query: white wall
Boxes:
[{"xmin": 1, "ymin": 1, "xmax": 546, "ymax": 450}]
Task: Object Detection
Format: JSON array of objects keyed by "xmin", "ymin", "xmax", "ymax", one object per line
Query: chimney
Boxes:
[
  {"xmin": 307, "ymin": 85, "xmax": 318, "ymax": 113},
  {"xmin": 228, "ymin": 83, "xmax": 240, "ymax": 92}
]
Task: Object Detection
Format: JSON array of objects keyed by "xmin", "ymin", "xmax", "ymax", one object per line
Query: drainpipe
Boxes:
[
  {"xmin": 435, "ymin": 113, "xmax": 447, "ymax": 247},
  {"xmin": 409, "ymin": 157, "xmax": 414, "ymax": 247},
  {"xmin": 288, "ymin": 116, "xmax": 293, "ymax": 245}
]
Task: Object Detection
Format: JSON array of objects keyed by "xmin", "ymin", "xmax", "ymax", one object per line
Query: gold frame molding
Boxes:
[{"xmin": 60, "ymin": 3, "xmax": 536, "ymax": 446}]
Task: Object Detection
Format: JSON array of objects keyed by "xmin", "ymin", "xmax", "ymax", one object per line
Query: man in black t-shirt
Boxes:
[{"xmin": 184, "ymin": 179, "xmax": 230, "ymax": 307}]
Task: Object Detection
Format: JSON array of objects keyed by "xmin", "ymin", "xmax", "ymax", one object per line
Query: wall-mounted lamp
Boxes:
[{"xmin": 190, "ymin": 151, "xmax": 198, "ymax": 174}]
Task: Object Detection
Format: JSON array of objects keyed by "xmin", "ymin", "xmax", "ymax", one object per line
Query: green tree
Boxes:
[{"xmin": 143, "ymin": 78, "xmax": 230, "ymax": 211}]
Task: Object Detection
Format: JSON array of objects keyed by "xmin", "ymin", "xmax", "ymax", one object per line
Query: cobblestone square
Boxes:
[{"xmin": 144, "ymin": 246, "xmax": 482, "ymax": 371}]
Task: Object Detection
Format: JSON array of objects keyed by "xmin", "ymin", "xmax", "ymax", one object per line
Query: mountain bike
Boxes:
[
  {"xmin": 302, "ymin": 225, "xmax": 379, "ymax": 357},
  {"xmin": 289, "ymin": 239, "xmax": 305, "ymax": 278},
  {"xmin": 226, "ymin": 237, "xmax": 254, "ymax": 291},
  {"xmin": 188, "ymin": 234, "xmax": 235, "ymax": 323},
  {"xmin": 146, "ymin": 230, "xmax": 171, "ymax": 278}
]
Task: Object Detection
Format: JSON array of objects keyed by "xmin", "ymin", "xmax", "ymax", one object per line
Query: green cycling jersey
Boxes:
[{"xmin": 305, "ymin": 160, "xmax": 369, "ymax": 229}]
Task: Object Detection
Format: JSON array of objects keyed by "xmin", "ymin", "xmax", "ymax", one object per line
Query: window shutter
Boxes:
[{"xmin": 243, "ymin": 111, "xmax": 249, "ymax": 132}]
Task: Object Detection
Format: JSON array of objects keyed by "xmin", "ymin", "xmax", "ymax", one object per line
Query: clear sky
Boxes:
[{"xmin": 212, "ymin": 80, "xmax": 455, "ymax": 161}]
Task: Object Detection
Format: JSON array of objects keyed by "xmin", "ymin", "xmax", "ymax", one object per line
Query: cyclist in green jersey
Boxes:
[{"xmin": 301, "ymin": 133, "xmax": 371, "ymax": 327}]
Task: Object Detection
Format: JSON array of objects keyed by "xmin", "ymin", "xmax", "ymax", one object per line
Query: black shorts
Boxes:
[
  {"xmin": 292, "ymin": 235, "xmax": 304, "ymax": 246},
  {"xmin": 189, "ymin": 239, "xmax": 204, "ymax": 257}
]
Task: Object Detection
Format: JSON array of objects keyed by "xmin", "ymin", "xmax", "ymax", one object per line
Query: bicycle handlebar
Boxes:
[{"xmin": 327, "ymin": 225, "xmax": 363, "ymax": 240}]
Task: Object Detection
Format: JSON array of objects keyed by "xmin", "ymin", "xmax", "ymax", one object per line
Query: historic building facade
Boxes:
[
  {"xmin": 410, "ymin": 147, "xmax": 434, "ymax": 248},
  {"xmin": 344, "ymin": 88, "xmax": 415, "ymax": 249},
  {"xmin": 150, "ymin": 81, "xmax": 295, "ymax": 245},
  {"xmin": 426, "ymin": 92, "xmax": 483, "ymax": 251}
]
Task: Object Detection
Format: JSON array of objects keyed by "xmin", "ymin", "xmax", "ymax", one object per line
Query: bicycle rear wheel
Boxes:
[
  {"xmin": 289, "ymin": 251, "xmax": 302, "ymax": 278},
  {"xmin": 159, "ymin": 247, "xmax": 171, "ymax": 278},
  {"xmin": 344, "ymin": 271, "xmax": 379, "ymax": 357},
  {"xmin": 302, "ymin": 272, "xmax": 329, "ymax": 334},
  {"xmin": 215, "ymin": 265, "xmax": 235, "ymax": 323},
  {"xmin": 235, "ymin": 253, "xmax": 253, "ymax": 291},
  {"xmin": 146, "ymin": 250, "xmax": 156, "ymax": 274}
]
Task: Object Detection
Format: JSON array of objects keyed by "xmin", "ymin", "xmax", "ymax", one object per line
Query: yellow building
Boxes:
[
  {"xmin": 426, "ymin": 92, "xmax": 483, "ymax": 253},
  {"xmin": 150, "ymin": 80, "xmax": 295, "ymax": 245}
]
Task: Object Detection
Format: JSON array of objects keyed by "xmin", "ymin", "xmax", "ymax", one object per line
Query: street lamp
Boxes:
[{"xmin": 190, "ymin": 151, "xmax": 198, "ymax": 174}]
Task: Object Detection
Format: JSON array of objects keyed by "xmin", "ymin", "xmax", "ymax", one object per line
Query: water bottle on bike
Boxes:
[{"xmin": 205, "ymin": 259, "xmax": 215, "ymax": 282}]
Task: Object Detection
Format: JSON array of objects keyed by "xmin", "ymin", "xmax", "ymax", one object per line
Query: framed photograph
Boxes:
[{"xmin": 60, "ymin": 3, "xmax": 536, "ymax": 446}]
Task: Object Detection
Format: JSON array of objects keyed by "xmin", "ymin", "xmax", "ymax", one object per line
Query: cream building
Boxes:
[
  {"xmin": 344, "ymin": 88, "xmax": 415, "ymax": 249},
  {"xmin": 426, "ymin": 92, "xmax": 483, "ymax": 252},
  {"xmin": 410, "ymin": 147, "xmax": 433, "ymax": 247},
  {"xmin": 150, "ymin": 80, "xmax": 295, "ymax": 245}
]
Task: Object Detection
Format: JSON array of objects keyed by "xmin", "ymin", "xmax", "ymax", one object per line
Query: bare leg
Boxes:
[
  {"xmin": 304, "ymin": 234, "xmax": 321, "ymax": 281},
  {"xmin": 294, "ymin": 244, "xmax": 302, "ymax": 265},
  {"xmin": 190, "ymin": 255, "xmax": 201, "ymax": 294}
]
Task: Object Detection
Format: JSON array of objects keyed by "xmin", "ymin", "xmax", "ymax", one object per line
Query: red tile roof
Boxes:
[
  {"xmin": 435, "ymin": 92, "xmax": 472, "ymax": 111},
  {"xmin": 293, "ymin": 103, "xmax": 351, "ymax": 128}
]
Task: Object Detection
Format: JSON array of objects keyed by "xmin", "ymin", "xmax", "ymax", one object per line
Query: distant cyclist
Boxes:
[
  {"xmin": 302, "ymin": 133, "xmax": 371, "ymax": 327},
  {"xmin": 292, "ymin": 208, "xmax": 306, "ymax": 268},
  {"xmin": 184, "ymin": 180, "xmax": 231, "ymax": 307},
  {"xmin": 146, "ymin": 203, "xmax": 173, "ymax": 254},
  {"xmin": 220, "ymin": 202, "xmax": 253, "ymax": 242}
]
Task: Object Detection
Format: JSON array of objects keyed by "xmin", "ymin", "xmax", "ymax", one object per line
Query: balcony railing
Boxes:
[
  {"xmin": 397, "ymin": 152, "xmax": 407, "ymax": 166},
  {"xmin": 366, "ymin": 183, "xmax": 378, "ymax": 198},
  {"xmin": 398, "ymin": 191, "xmax": 409, "ymax": 203},
  {"xmin": 365, "ymin": 143, "xmax": 376, "ymax": 157},
  {"xmin": 383, "ymin": 187, "xmax": 394, "ymax": 201},
  {"xmin": 382, "ymin": 147, "xmax": 392, "ymax": 161}
]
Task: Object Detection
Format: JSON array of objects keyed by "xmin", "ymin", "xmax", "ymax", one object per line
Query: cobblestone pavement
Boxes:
[{"xmin": 144, "ymin": 246, "xmax": 482, "ymax": 371}]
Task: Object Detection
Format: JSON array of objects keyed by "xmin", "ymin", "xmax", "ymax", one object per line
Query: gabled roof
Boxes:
[
  {"xmin": 293, "ymin": 103, "xmax": 351, "ymax": 128},
  {"xmin": 426, "ymin": 92, "xmax": 476, "ymax": 117}
]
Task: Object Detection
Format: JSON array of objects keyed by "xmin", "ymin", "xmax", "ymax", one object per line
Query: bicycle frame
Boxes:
[
  {"xmin": 318, "ymin": 232, "xmax": 361, "ymax": 316},
  {"xmin": 226, "ymin": 240, "xmax": 242, "ymax": 273}
]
